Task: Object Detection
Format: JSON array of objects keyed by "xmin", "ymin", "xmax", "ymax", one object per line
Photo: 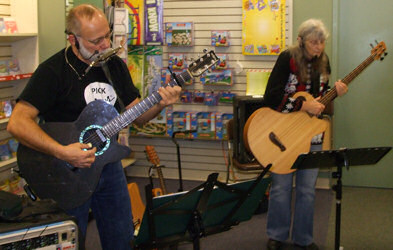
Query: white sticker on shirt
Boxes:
[{"xmin": 84, "ymin": 82, "xmax": 117, "ymax": 106}]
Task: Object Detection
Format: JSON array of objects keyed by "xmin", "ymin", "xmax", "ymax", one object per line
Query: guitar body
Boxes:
[
  {"xmin": 17, "ymin": 100, "xmax": 131, "ymax": 210},
  {"xmin": 244, "ymin": 92, "xmax": 328, "ymax": 174},
  {"xmin": 127, "ymin": 182, "xmax": 145, "ymax": 234},
  {"xmin": 15, "ymin": 50, "xmax": 220, "ymax": 210}
]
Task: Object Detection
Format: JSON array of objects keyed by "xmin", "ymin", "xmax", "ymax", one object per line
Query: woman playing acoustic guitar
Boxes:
[{"xmin": 264, "ymin": 19, "xmax": 347, "ymax": 250}]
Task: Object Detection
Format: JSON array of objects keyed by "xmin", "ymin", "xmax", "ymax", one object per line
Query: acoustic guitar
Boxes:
[
  {"xmin": 145, "ymin": 145, "xmax": 167, "ymax": 196},
  {"xmin": 127, "ymin": 182, "xmax": 145, "ymax": 234},
  {"xmin": 244, "ymin": 41, "xmax": 387, "ymax": 174},
  {"xmin": 17, "ymin": 50, "xmax": 219, "ymax": 210}
]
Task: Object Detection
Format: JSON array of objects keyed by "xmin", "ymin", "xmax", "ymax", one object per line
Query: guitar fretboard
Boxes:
[
  {"xmin": 101, "ymin": 70, "xmax": 192, "ymax": 138},
  {"xmin": 320, "ymin": 52, "xmax": 378, "ymax": 106}
]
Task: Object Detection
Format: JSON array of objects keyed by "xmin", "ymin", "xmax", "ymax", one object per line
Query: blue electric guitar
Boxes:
[{"xmin": 17, "ymin": 50, "xmax": 219, "ymax": 210}]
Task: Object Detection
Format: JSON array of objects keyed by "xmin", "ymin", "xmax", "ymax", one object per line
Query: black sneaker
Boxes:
[
  {"xmin": 294, "ymin": 242, "xmax": 319, "ymax": 250},
  {"xmin": 267, "ymin": 239, "xmax": 283, "ymax": 250}
]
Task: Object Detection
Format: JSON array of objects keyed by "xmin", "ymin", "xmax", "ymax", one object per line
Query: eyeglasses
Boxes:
[
  {"xmin": 77, "ymin": 30, "xmax": 112, "ymax": 46},
  {"xmin": 306, "ymin": 39, "xmax": 325, "ymax": 47}
]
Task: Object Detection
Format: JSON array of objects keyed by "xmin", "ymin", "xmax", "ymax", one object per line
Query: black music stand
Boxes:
[
  {"xmin": 134, "ymin": 165, "xmax": 272, "ymax": 250},
  {"xmin": 291, "ymin": 147, "xmax": 392, "ymax": 250}
]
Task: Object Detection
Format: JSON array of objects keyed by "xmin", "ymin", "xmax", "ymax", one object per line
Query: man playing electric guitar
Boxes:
[
  {"xmin": 262, "ymin": 19, "xmax": 347, "ymax": 250},
  {"xmin": 7, "ymin": 4, "xmax": 181, "ymax": 249}
]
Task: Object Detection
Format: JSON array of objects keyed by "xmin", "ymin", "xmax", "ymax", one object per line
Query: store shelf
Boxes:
[
  {"xmin": 0, "ymin": 118, "xmax": 10, "ymax": 124},
  {"xmin": 0, "ymin": 73, "xmax": 32, "ymax": 82},
  {"xmin": 0, "ymin": 157, "xmax": 17, "ymax": 170},
  {"xmin": 0, "ymin": 33, "xmax": 38, "ymax": 43},
  {"xmin": 122, "ymin": 158, "xmax": 136, "ymax": 168}
]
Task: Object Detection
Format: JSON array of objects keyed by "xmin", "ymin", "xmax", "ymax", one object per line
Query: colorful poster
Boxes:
[
  {"xmin": 144, "ymin": 55, "xmax": 163, "ymax": 98},
  {"xmin": 125, "ymin": 0, "xmax": 144, "ymax": 46},
  {"xmin": 144, "ymin": 0, "xmax": 163, "ymax": 45},
  {"xmin": 242, "ymin": 0, "xmax": 286, "ymax": 55},
  {"xmin": 127, "ymin": 52, "xmax": 144, "ymax": 93}
]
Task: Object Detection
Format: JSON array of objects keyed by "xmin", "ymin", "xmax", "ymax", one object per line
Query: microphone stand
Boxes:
[
  {"xmin": 171, "ymin": 130, "xmax": 197, "ymax": 192},
  {"xmin": 171, "ymin": 131, "xmax": 183, "ymax": 192}
]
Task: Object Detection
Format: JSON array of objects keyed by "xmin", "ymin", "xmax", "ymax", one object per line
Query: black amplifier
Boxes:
[{"xmin": 233, "ymin": 96, "xmax": 265, "ymax": 163}]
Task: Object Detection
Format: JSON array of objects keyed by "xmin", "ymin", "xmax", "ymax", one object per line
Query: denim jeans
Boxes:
[
  {"xmin": 67, "ymin": 161, "xmax": 134, "ymax": 250},
  {"xmin": 266, "ymin": 144, "xmax": 321, "ymax": 246}
]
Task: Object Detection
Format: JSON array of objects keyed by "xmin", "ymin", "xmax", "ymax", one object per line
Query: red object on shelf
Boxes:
[{"xmin": 0, "ymin": 73, "xmax": 32, "ymax": 82}]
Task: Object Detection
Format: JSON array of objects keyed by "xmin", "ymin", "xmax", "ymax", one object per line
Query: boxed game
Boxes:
[{"xmin": 216, "ymin": 113, "xmax": 234, "ymax": 140}]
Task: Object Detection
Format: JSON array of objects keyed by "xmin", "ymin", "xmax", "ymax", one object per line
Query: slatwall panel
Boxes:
[{"xmin": 125, "ymin": 0, "xmax": 293, "ymax": 183}]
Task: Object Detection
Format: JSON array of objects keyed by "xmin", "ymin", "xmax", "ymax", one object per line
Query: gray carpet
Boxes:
[
  {"xmin": 326, "ymin": 187, "xmax": 393, "ymax": 250},
  {"xmin": 86, "ymin": 177, "xmax": 334, "ymax": 250}
]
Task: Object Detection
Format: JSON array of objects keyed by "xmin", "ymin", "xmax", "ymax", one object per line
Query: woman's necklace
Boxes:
[{"xmin": 64, "ymin": 46, "xmax": 85, "ymax": 80}]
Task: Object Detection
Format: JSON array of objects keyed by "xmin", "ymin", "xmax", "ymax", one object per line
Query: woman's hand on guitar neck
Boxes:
[
  {"xmin": 56, "ymin": 142, "xmax": 97, "ymax": 168},
  {"xmin": 300, "ymin": 97, "xmax": 325, "ymax": 116},
  {"xmin": 335, "ymin": 80, "xmax": 348, "ymax": 97}
]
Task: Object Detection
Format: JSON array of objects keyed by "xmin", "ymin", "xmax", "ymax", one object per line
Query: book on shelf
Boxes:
[{"xmin": 3, "ymin": 17, "xmax": 18, "ymax": 33}]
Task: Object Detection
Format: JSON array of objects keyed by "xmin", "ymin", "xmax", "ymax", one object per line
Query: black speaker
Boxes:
[{"xmin": 233, "ymin": 96, "xmax": 265, "ymax": 163}]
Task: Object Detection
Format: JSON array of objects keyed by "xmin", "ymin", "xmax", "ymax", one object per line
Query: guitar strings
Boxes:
[{"xmin": 80, "ymin": 60, "xmax": 202, "ymax": 149}]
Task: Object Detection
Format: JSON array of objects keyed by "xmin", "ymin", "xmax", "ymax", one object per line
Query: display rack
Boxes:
[{"xmin": 0, "ymin": 0, "xmax": 38, "ymax": 186}]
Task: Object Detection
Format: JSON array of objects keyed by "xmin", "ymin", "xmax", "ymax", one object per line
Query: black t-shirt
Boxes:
[{"xmin": 19, "ymin": 47, "xmax": 140, "ymax": 122}]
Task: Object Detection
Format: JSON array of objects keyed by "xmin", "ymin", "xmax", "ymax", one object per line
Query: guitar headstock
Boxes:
[
  {"xmin": 145, "ymin": 145, "xmax": 160, "ymax": 166},
  {"xmin": 371, "ymin": 41, "xmax": 387, "ymax": 61},
  {"xmin": 187, "ymin": 49, "xmax": 219, "ymax": 77}
]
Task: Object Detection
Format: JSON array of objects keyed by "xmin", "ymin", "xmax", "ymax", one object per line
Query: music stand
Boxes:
[
  {"xmin": 134, "ymin": 165, "xmax": 272, "ymax": 250},
  {"xmin": 291, "ymin": 147, "xmax": 392, "ymax": 250}
]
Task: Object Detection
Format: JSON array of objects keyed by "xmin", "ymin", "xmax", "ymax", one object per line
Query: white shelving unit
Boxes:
[{"xmin": 0, "ymin": 0, "xmax": 38, "ymax": 184}]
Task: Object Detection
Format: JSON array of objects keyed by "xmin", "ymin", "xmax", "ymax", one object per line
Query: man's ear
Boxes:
[{"xmin": 68, "ymin": 33, "xmax": 80, "ymax": 49}]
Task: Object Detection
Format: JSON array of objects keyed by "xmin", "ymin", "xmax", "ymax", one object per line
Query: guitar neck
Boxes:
[
  {"xmin": 101, "ymin": 70, "xmax": 191, "ymax": 138},
  {"xmin": 156, "ymin": 166, "xmax": 167, "ymax": 195},
  {"xmin": 319, "ymin": 52, "xmax": 376, "ymax": 106}
]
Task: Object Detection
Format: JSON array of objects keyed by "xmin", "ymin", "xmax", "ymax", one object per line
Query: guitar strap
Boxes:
[{"xmin": 101, "ymin": 62, "xmax": 126, "ymax": 112}]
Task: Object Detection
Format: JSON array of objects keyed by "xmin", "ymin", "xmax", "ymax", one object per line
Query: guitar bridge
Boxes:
[{"xmin": 269, "ymin": 132, "xmax": 286, "ymax": 152}]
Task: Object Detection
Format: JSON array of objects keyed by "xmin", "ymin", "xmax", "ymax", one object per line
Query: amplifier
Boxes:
[
  {"xmin": 0, "ymin": 219, "xmax": 78, "ymax": 249},
  {"xmin": 233, "ymin": 96, "xmax": 265, "ymax": 163}
]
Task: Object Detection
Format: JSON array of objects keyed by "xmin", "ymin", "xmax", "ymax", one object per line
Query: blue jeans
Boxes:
[
  {"xmin": 67, "ymin": 161, "xmax": 134, "ymax": 250},
  {"xmin": 266, "ymin": 145, "xmax": 321, "ymax": 246}
]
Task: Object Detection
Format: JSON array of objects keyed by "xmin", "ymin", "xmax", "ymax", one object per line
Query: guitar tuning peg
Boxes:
[
  {"xmin": 375, "ymin": 39, "xmax": 379, "ymax": 44},
  {"xmin": 380, "ymin": 56, "xmax": 384, "ymax": 61},
  {"xmin": 385, "ymin": 52, "xmax": 388, "ymax": 56},
  {"xmin": 370, "ymin": 43, "xmax": 374, "ymax": 48}
]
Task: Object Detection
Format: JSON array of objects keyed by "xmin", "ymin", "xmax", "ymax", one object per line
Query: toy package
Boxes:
[
  {"xmin": 202, "ymin": 69, "xmax": 233, "ymax": 86},
  {"xmin": 211, "ymin": 30, "xmax": 230, "ymax": 47},
  {"xmin": 169, "ymin": 53, "xmax": 186, "ymax": 70},
  {"xmin": 216, "ymin": 113, "xmax": 234, "ymax": 140},
  {"xmin": 219, "ymin": 91, "xmax": 236, "ymax": 104},
  {"xmin": 214, "ymin": 54, "xmax": 229, "ymax": 70},
  {"xmin": 193, "ymin": 91, "xmax": 205, "ymax": 103},
  {"xmin": 7, "ymin": 59, "xmax": 21, "ymax": 75},
  {"xmin": 204, "ymin": 92, "xmax": 219, "ymax": 106},
  {"xmin": 180, "ymin": 90, "xmax": 193, "ymax": 103},
  {"xmin": 167, "ymin": 111, "xmax": 191, "ymax": 138},
  {"xmin": 165, "ymin": 22, "xmax": 193, "ymax": 46},
  {"xmin": 192, "ymin": 112, "xmax": 216, "ymax": 139},
  {"xmin": 0, "ymin": 100, "xmax": 12, "ymax": 119}
]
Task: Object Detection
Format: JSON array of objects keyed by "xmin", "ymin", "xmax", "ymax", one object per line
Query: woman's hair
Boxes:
[
  {"xmin": 65, "ymin": 4, "xmax": 104, "ymax": 35},
  {"xmin": 289, "ymin": 19, "xmax": 330, "ymax": 82}
]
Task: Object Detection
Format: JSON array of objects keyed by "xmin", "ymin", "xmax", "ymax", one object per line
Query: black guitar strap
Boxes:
[{"xmin": 101, "ymin": 62, "xmax": 126, "ymax": 112}]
